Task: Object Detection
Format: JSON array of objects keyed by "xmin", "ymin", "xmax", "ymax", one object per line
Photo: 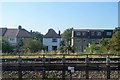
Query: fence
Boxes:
[{"xmin": 2, "ymin": 54, "xmax": 120, "ymax": 80}]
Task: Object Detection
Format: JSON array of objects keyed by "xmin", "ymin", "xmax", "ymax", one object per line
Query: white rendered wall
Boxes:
[
  {"xmin": 8, "ymin": 37, "xmax": 17, "ymax": 45},
  {"xmin": 43, "ymin": 38, "xmax": 61, "ymax": 51}
]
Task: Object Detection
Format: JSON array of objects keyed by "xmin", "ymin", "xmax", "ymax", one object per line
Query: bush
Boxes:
[{"xmin": 23, "ymin": 39, "xmax": 44, "ymax": 53}]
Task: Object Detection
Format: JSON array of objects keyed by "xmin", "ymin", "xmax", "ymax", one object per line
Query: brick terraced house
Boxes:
[{"xmin": 71, "ymin": 29, "xmax": 113, "ymax": 52}]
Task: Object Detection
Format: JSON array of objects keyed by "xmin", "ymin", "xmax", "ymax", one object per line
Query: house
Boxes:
[
  {"xmin": 43, "ymin": 29, "xmax": 61, "ymax": 51},
  {"xmin": 0, "ymin": 25, "xmax": 32, "ymax": 45},
  {"xmin": 71, "ymin": 29, "xmax": 113, "ymax": 52}
]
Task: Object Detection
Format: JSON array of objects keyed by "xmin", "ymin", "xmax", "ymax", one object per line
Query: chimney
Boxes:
[
  {"xmin": 58, "ymin": 30, "xmax": 61, "ymax": 36},
  {"xmin": 18, "ymin": 25, "xmax": 22, "ymax": 30},
  {"xmin": 30, "ymin": 30, "xmax": 32, "ymax": 36}
]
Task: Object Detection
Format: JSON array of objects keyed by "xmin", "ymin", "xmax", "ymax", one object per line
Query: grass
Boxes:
[{"xmin": 1, "ymin": 52, "xmax": 120, "ymax": 59}]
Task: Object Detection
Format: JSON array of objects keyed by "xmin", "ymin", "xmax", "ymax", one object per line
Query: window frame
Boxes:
[
  {"xmin": 106, "ymin": 32, "xmax": 112, "ymax": 36},
  {"xmin": 97, "ymin": 32, "xmax": 102, "ymax": 36},
  {"xmin": 91, "ymin": 32, "xmax": 95, "ymax": 36},
  {"xmin": 82, "ymin": 32, "xmax": 86, "ymax": 36},
  {"xmin": 52, "ymin": 38, "xmax": 57, "ymax": 42},
  {"xmin": 76, "ymin": 31, "xmax": 81, "ymax": 36}
]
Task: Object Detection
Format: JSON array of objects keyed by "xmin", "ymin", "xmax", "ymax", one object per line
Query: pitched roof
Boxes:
[
  {"xmin": 1, "ymin": 27, "xmax": 31, "ymax": 38},
  {"xmin": 0, "ymin": 28, "xmax": 7, "ymax": 36},
  {"xmin": 17, "ymin": 29, "xmax": 31, "ymax": 38},
  {"xmin": 44, "ymin": 29, "xmax": 61, "ymax": 38},
  {"xmin": 4, "ymin": 29, "xmax": 19, "ymax": 37}
]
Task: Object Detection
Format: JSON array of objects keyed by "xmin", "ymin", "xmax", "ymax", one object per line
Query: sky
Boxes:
[{"xmin": 1, "ymin": 2, "xmax": 118, "ymax": 34}]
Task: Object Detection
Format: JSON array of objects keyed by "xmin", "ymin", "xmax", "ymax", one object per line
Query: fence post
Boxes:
[
  {"xmin": 62, "ymin": 54, "xmax": 65, "ymax": 80},
  {"xmin": 118, "ymin": 63, "xmax": 120, "ymax": 79},
  {"xmin": 42, "ymin": 54, "xmax": 46, "ymax": 79},
  {"xmin": 85, "ymin": 55, "xmax": 89, "ymax": 79},
  {"xmin": 18, "ymin": 55, "xmax": 22, "ymax": 80},
  {"xmin": 106, "ymin": 56, "xmax": 110, "ymax": 79}
]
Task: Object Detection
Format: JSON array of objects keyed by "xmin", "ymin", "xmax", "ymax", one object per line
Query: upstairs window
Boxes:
[
  {"xmin": 106, "ymin": 32, "xmax": 112, "ymax": 36},
  {"xmin": 52, "ymin": 38, "xmax": 57, "ymax": 42},
  {"xmin": 91, "ymin": 32, "xmax": 95, "ymax": 36},
  {"xmin": 97, "ymin": 32, "xmax": 102, "ymax": 36},
  {"xmin": 82, "ymin": 32, "xmax": 86, "ymax": 36},
  {"xmin": 9, "ymin": 38, "xmax": 14, "ymax": 41},
  {"xmin": 76, "ymin": 32, "xmax": 81, "ymax": 36}
]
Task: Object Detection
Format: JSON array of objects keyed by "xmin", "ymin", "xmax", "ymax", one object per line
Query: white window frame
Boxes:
[
  {"xmin": 9, "ymin": 38, "xmax": 14, "ymax": 41},
  {"xmin": 97, "ymin": 32, "xmax": 101, "ymax": 36},
  {"xmin": 52, "ymin": 38, "xmax": 57, "ymax": 42},
  {"xmin": 106, "ymin": 32, "xmax": 112, "ymax": 36},
  {"xmin": 76, "ymin": 32, "xmax": 81, "ymax": 36},
  {"xmin": 82, "ymin": 32, "xmax": 86, "ymax": 36}
]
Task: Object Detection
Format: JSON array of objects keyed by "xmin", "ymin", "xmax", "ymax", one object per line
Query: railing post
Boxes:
[
  {"xmin": 85, "ymin": 55, "xmax": 89, "ymax": 79},
  {"xmin": 62, "ymin": 54, "xmax": 65, "ymax": 80},
  {"xmin": 118, "ymin": 63, "xmax": 120, "ymax": 79},
  {"xmin": 106, "ymin": 55, "xmax": 110, "ymax": 79},
  {"xmin": 18, "ymin": 54, "xmax": 22, "ymax": 80},
  {"xmin": 70, "ymin": 71, "xmax": 72, "ymax": 80},
  {"xmin": 42, "ymin": 54, "xmax": 46, "ymax": 79}
]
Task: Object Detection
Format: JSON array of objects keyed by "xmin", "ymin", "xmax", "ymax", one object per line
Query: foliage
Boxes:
[
  {"xmin": 32, "ymin": 31, "xmax": 43, "ymax": 42},
  {"xmin": 23, "ymin": 39, "xmax": 44, "ymax": 53},
  {"xmin": 59, "ymin": 28, "xmax": 75, "ymax": 53},
  {"xmin": 100, "ymin": 38, "xmax": 110, "ymax": 51},
  {"xmin": 58, "ymin": 40, "xmax": 67, "ymax": 53},
  {"xmin": 85, "ymin": 27, "xmax": 120, "ymax": 54},
  {"xmin": 1, "ymin": 37, "xmax": 14, "ymax": 53},
  {"xmin": 110, "ymin": 27, "xmax": 120, "ymax": 51},
  {"xmin": 62, "ymin": 28, "xmax": 73, "ymax": 42},
  {"xmin": 85, "ymin": 44, "xmax": 99, "ymax": 54}
]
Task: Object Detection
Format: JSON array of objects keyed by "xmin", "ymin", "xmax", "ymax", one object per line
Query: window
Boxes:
[
  {"xmin": 9, "ymin": 38, "xmax": 14, "ymax": 41},
  {"xmin": 91, "ymin": 32, "xmax": 95, "ymax": 36},
  {"xmin": 97, "ymin": 32, "xmax": 101, "ymax": 36},
  {"xmin": 106, "ymin": 32, "xmax": 112, "ymax": 36},
  {"xmin": 83, "ymin": 39, "xmax": 86, "ymax": 42},
  {"xmin": 52, "ymin": 38, "xmax": 57, "ymax": 42},
  {"xmin": 76, "ymin": 32, "xmax": 81, "ymax": 36},
  {"xmin": 52, "ymin": 46, "xmax": 57, "ymax": 51},
  {"xmin": 82, "ymin": 32, "xmax": 86, "ymax": 36}
]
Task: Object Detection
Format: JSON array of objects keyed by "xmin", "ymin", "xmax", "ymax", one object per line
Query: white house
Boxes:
[{"xmin": 43, "ymin": 29, "xmax": 61, "ymax": 51}]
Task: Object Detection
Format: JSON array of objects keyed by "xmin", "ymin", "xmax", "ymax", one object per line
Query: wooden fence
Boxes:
[{"xmin": 2, "ymin": 54, "xmax": 120, "ymax": 80}]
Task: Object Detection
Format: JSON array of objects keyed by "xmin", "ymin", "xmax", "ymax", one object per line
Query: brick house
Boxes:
[{"xmin": 71, "ymin": 29, "xmax": 113, "ymax": 52}]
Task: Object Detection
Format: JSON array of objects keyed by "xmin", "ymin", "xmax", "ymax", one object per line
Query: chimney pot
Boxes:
[{"xmin": 18, "ymin": 25, "xmax": 22, "ymax": 30}]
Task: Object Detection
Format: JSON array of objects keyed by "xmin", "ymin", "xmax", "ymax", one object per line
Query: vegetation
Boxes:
[
  {"xmin": 85, "ymin": 27, "xmax": 120, "ymax": 54},
  {"xmin": 62, "ymin": 28, "xmax": 73, "ymax": 42},
  {"xmin": 1, "ymin": 37, "xmax": 14, "ymax": 53},
  {"xmin": 32, "ymin": 31, "xmax": 43, "ymax": 42},
  {"xmin": 110, "ymin": 27, "xmax": 120, "ymax": 51},
  {"xmin": 59, "ymin": 28, "xmax": 74, "ymax": 53},
  {"xmin": 23, "ymin": 39, "xmax": 44, "ymax": 53}
]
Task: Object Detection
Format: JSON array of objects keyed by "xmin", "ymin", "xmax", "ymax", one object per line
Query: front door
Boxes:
[{"xmin": 52, "ymin": 46, "xmax": 57, "ymax": 51}]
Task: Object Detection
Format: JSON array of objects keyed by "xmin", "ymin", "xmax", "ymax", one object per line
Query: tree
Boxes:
[
  {"xmin": 58, "ymin": 40, "xmax": 67, "ymax": 53},
  {"xmin": 62, "ymin": 28, "xmax": 73, "ymax": 43},
  {"xmin": 100, "ymin": 38, "xmax": 110, "ymax": 51},
  {"xmin": 1, "ymin": 37, "xmax": 13, "ymax": 53},
  {"xmin": 110, "ymin": 27, "xmax": 120, "ymax": 51},
  {"xmin": 59, "ymin": 28, "xmax": 74, "ymax": 53},
  {"xmin": 23, "ymin": 39, "xmax": 44, "ymax": 53},
  {"xmin": 32, "ymin": 31, "xmax": 43, "ymax": 42}
]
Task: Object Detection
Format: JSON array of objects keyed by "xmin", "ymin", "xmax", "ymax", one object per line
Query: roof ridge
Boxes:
[{"xmin": 44, "ymin": 29, "xmax": 61, "ymax": 38}]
